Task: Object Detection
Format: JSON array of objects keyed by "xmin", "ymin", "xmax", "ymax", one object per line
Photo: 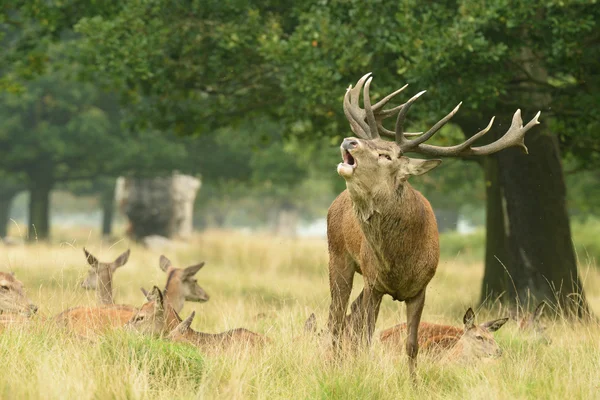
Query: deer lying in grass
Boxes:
[
  {"xmin": 127, "ymin": 286, "xmax": 266, "ymax": 349},
  {"xmin": 0, "ymin": 271, "xmax": 39, "ymax": 331},
  {"xmin": 80, "ymin": 248, "xmax": 130, "ymax": 305},
  {"xmin": 168, "ymin": 311, "xmax": 267, "ymax": 350},
  {"xmin": 55, "ymin": 254, "xmax": 210, "ymax": 337},
  {"xmin": 511, "ymin": 302, "xmax": 551, "ymax": 344},
  {"xmin": 326, "ymin": 73, "xmax": 540, "ymax": 378},
  {"xmin": 380, "ymin": 308, "xmax": 508, "ymax": 361}
]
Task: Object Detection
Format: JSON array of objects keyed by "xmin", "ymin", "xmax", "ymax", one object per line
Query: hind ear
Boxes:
[
  {"xmin": 112, "ymin": 249, "xmax": 130, "ymax": 269},
  {"xmin": 533, "ymin": 302, "xmax": 546, "ymax": 321},
  {"xmin": 183, "ymin": 262, "xmax": 205, "ymax": 278},
  {"xmin": 463, "ymin": 308, "xmax": 476, "ymax": 329},
  {"xmin": 140, "ymin": 287, "xmax": 149, "ymax": 300},
  {"xmin": 481, "ymin": 317, "xmax": 509, "ymax": 332},
  {"xmin": 148, "ymin": 286, "xmax": 165, "ymax": 311},
  {"xmin": 177, "ymin": 311, "xmax": 195, "ymax": 334},
  {"xmin": 159, "ymin": 255, "xmax": 172, "ymax": 272},
  {"xmin": 83, "ymin": 248, "xmax": 99, "ymax": 268}
]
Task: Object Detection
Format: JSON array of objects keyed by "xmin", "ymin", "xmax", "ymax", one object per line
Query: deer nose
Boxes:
[
  {"xmin": 29, "ymin": 304, "xmax": 38, "ymax": 314},
  {"xmin": 341, "ymin": 138, "xmax": 359, "ymax": 150}
]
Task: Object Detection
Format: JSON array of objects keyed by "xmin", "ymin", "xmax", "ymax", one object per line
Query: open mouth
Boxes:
[
  {"xmin": 337, "ymin": 150, "xmax": 357, "ymax": 177},
  {"xmin": 343, "ymin": 150, "xmax": 356, "ymax": 167}
]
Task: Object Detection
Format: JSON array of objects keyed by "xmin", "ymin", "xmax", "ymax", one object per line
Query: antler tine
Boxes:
[
  {"xmin": 394, "ymin": 90, "xmax": 427, "ymax": 145},
  {"xmin": 407, "ymin": 110, "xmax": 541, "ymax": 157},
  {"xmin": 363, "ymin": 77, "xmax": 380, "ymax": 139},
  {"xmin": 378, "ymin": 123, "xmax": 422, "ymax": 138},
  {"xmin": 343, "ymin": 87, "xmax": 370, "ymax": 139},
  {"xmin": 402, "ymin": 102, "xmax": 462, "ymax": 148},
  {"xmin": 371, "ymin": 84, "xmax": 409, "ymax": 112}
]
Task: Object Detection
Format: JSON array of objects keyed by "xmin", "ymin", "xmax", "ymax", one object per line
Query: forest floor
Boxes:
[{"xmin": 1, "ymin": 229, "xmax": 599, "ymax": 399}]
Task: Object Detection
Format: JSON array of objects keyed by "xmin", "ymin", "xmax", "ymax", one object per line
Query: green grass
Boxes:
[{"xmin": 0, "ymin": 229, "xmax": 599, "ymax": 399}]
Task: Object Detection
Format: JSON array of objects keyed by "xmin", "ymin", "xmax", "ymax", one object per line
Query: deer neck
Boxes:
[
  {"xmin": 163, "ymin": 272, "xmax": 184, "ymax": 313},
  {"xmin": 349, "ymin": 181, "xmax": 426, "ymax": 257},
  {"xmin": 162, "ymin": 305, "xmax": 183, "ymax": 336},
  {"xmin": 97, "ymin": 272, "xmax": 114, "ymax": 305}
]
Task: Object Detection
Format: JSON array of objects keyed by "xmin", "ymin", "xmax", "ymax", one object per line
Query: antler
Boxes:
[
  {"xmin": 343, "ymin": 72, "xmax": 421, "ymax": 140},
  {"xmin": 398, "ymin": 105, "xmax": 541, "ymax": 157},
  {"xmin": 343, "ymin": 73, "xmax": 542, "ymax": 157}
]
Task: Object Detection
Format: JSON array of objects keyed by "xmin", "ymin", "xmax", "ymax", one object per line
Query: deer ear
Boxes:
[
  {"xmin": 463, "ymin": 308, "xmax": 476, "ymax": 329},
  {"xmin": 140, "ymin": 287, "xmax": 149, "ymax": 300},
  {"xmin": 112, "ymin": 249, "xmax": 130, "ymax": 269},
  {"xmin": 183, "ymin": 262, "xmax": 205, "ymax": 278},
  {"xmin": 148, "ymin": 286, "xmax": 164, "ymax": 311},
  {"xmin": 180, "ymin": 311, "xmax": 195, "ymax": 332},
  {"xmin": 402, "ymin": 158, "xmax": 442, "ymax": 177},
  {"xmin": 159, "ymin": 255, "xmax": 172, "ymax": 272},
  {"xmin": 83, "ymin": 248, "xmax": 99, "ymax": 268},
  {"xmin": 481, "ymin": 317, "xmax": 509, "ymax": 332}
]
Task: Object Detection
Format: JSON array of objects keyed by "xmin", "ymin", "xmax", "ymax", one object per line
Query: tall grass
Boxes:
[{"xmin": 0, "ymin": 229, "xmax": 599, "ymax": 399}]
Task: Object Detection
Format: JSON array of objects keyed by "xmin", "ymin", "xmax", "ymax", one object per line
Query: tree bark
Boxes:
[
  {"xmin": 0, "ymin": 197, "xmax": 11, "ymax": 238},
  {"xmin": 28, "ymin": 181, "xmax": 52, "ymax": 241},
  {"xmin": 481, "ymin": 125, "xmax": 590, "ymax": 317},
  {"xmin": 100, "ymin": 184, "xmax": 115, "ymax": 237}
]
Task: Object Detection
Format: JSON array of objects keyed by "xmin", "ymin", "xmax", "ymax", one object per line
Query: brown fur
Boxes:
[
  {"xmin": 56, "ymin": 255, "xmax": 210, "ymax": 337},
  {"xmin": 327, "ymin": 137, "xmax": 441, "ymax": 378},
  {"xmin": 0, "ymin": 271, "xmax": 38, "ymax": 317},
  {"xmin": 168, "ymin": 311, "xmax": 268, "ymax": 350},
  {"xmin": 380, "ymin": 308, "xmax": 508, "ymax": 361},
  {"xmin": 81, "ymin": 248, "xmax": 130, "ymax": 305}
]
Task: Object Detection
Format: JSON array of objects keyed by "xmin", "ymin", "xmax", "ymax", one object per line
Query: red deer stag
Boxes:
[{"xmin": 327, "ymin": 73, "xmax": 540, "ymax": 378}]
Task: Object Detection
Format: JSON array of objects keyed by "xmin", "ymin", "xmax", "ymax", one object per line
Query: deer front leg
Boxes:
[
  {"xmin": 405, "ymin": 289, "xmax": 426, "ymax": 383},
  {"xmin": 327, "ymin": 254, "xmax": 355, "ymax": 353}
]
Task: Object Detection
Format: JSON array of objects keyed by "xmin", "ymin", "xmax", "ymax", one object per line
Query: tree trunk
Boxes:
[
  {"xmin": 0, "ymin": 197, "xmax": 11, "ymax": 238},
  {"xmin": 100, "ymin": 184, "xmax": 115, "ymax": 237},
  {"xmin": 28, "ymin": 181, "xmax": 52, "ymax": 241},
  {"xmin": 481, "ymin": 125, "xmax": 589, "ymax": 317}
]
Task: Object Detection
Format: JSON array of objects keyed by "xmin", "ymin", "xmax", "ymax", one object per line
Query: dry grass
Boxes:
[{"xmin": 0, "ymin": 228, "xmax": 599, "ymax": 399}]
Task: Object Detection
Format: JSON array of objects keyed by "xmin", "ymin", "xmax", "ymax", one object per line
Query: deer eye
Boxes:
[
  {"xmin": 0, "ymin": 285, "xmax": 9, "ymax": 292},
  {"xmin": 135, "ymin": 315, "xmax": 145, "ymax": 322},
  {"xmin": 379, "ymin": 154, "xmax": 392, "ymax": 161},
  {"xmin": 476, "ymin": 335, "xmax": 484, "ymax": 341}
]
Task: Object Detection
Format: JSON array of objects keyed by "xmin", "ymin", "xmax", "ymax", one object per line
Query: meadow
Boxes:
[{"xmin": 1, "ymin": 228, "xmax": 599, "ymax": 399}]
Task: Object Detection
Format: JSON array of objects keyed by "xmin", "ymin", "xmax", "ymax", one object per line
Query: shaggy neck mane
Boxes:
[{"xmin": 348, "ymin": 180, "xmax": 428, "ymax": 262}]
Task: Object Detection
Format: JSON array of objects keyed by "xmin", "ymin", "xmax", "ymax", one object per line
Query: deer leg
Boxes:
[
  {"xmin": 327, "ymin": 254, "xmax": 355, "ymax": 352},
  {"xmin": 405, "ymin": 289, "xmax": 426, "ymax": 383},
  {"xmin": 348, "ymin": 287, "xmax": 383, "ymax": 348}
]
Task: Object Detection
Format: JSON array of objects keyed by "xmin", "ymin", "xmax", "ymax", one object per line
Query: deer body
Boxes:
[
  {"xmin": 168, "ymin": 311, "xmax": 267, "ymax": 350},
  {"xmin": 380, "ymin": 308, "xmax": 508, "ymax": 361},
  {"xmin": 326, "ymin": 73, "xmax": 540, "ymax": 380}
]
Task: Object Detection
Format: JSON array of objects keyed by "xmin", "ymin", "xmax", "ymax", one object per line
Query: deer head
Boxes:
[
  {"xmin": 338, "ymin": 73, "xmax": 541, "ymax": 206},
  {"xmin": 0, "ymin": 272, "xmax": 38, "ymax": 316},
  {"xmin": 81, "ymin": 248, "xmax": 130, "ymax": 291},
  {"xmin": 159, "ymin": 255, "xmax": 209, "ymax": 311},
  {"xmin": 126, "ymin": 286, "xmax": 178, "ymax": 336},
  {"xmin": 455, "ymin": 308, "xmax": 508, "ymax": 359},
  {"xmin": 513, "ymin": 302, "xmax": 551, "ymax": 344}
]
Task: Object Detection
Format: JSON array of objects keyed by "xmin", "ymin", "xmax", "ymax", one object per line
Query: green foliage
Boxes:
[{"xmin": 100, "ymin": 332, "xmax": 205, "ymax": 386}]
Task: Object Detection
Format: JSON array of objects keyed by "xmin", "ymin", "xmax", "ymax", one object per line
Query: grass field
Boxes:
[{"xmin": 1, "ymin": 228, "xmax": 599, "ymax": 399}]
